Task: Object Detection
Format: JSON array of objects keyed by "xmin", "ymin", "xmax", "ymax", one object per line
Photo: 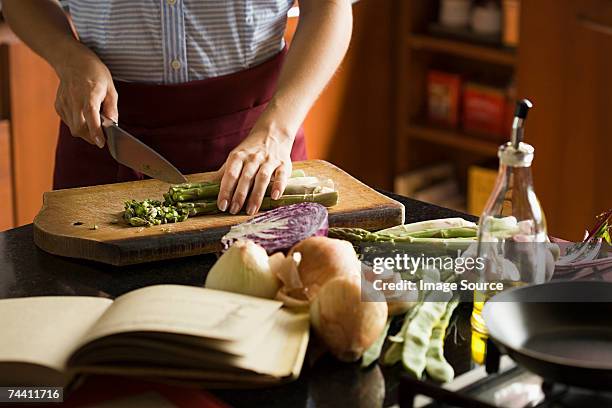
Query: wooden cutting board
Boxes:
[{"xmin": 34, "ymin": 160, "xmax": 404, "ymax": 265}]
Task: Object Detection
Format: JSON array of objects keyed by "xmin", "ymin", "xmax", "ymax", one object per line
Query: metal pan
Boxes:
[{"xmin": 483, "ymin": 281, "xmax": 612, "ymax": 390}]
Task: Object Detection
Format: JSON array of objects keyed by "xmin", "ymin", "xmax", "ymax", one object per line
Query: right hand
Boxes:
[{"xmin": 54, "ymin": 44, "xmax": 118, "ymax": 148}]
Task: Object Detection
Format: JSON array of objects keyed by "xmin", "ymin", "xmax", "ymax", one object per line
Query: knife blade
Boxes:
[{"xmin": 101, "ymin": 115, "xmax": 187, "ymax": 184}]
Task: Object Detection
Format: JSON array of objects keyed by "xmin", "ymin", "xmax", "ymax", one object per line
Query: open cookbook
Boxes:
[{"xmin": 0, "ymin": 285, "xmax": 309, "ymax": 388}]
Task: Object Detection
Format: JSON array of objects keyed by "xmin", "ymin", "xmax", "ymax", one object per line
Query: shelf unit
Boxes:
[
  {"xmin": 394, "ymin": 1, "xmax": 519, "ymax": 213},
  {"xmin": 406, "ymin": 124, "xmax": 500, "ymax": 156},
  {"xmin": 408, "ymin": 34, "xmax": 516, "ymax": 66}
]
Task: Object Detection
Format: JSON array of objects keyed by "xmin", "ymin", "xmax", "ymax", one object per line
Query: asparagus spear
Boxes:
[
  {"xmin": 166, "ymin": 171, "xmax": 318, "ymax": 202},
  {"xmin": 378, "ymin": 218, "xmax": 477, "ymax": 235},
  {"xmin": 178, "ymin": 191, "xmax": 339, "ymax": 215},
  {"xmin": 329, "ymin": 226, "xmax": 476, "ymax": 240}
]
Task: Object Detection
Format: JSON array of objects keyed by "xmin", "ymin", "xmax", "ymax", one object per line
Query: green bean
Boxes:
[
  {"xmin": 401, "ymin": 301, "xmax": 448, "ymax": 379},
  {"xmin": 361, "ymin": 319, "xmax": 391, "ymax": 368},
  {"xmin": 425, "ymin": 298, "xmax": 459, "ymax": 382},
  {"xmin": 382, "ymin": 302, "xmax": 421, "ymax": 365}
]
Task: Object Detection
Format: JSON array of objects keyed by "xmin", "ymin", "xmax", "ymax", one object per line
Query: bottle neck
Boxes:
[{"xmin": 481, "ymin": 162, "xmax": 539, "ymax": 221}]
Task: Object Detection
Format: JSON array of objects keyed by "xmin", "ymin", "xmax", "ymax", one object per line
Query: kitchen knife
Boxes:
[{"xmin": 101, "ymin": 115, "xmax": 187, "ymax": 184}]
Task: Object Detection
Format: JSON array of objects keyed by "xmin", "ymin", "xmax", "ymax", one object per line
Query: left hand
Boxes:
[{"xmin": 216, "ymin": 124, "xmax": 294, "ymax": 215}]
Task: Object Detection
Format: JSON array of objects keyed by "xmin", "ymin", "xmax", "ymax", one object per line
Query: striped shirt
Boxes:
[{"xmin": 65, "ymin": 0, "xmax": 294, "ymax": 84}]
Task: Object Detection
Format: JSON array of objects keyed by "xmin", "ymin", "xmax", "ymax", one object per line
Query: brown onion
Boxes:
[
  {"xmin": 274, "ymin": 237, "xmax": 362, "ymax": 307},
  {"xmin": 288, "ymin": 237, "xmax": 361, "ymax": 298},
  {"xmin": 310, "ymin": 276, "xmax": 388, "ymax": 362}
]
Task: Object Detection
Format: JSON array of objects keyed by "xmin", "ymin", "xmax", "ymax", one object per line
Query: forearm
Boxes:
[
  {"xmin": 2, "ymin": 0, "xmax": 90, "ymax": 71},
  {"xmin": 258, "ymin": 0, "xmax": 353, "ymax": 139}
]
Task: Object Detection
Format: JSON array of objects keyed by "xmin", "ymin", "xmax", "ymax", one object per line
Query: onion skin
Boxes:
[
  {"xmin": 288, "ymin": 237, "xmax": 361, "ymax": 300},
  {"xmin": 310, "ymin": 276, "xmax": 388, "ymax": 362},
  {"xmin": 205, "ymin": 240, "xmax": 280, "ymax": 299}
]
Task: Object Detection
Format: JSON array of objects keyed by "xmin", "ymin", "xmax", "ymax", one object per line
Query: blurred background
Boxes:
[{"xmin": 0, "ymin": 0, "xmax": 610, "ymax": 240}]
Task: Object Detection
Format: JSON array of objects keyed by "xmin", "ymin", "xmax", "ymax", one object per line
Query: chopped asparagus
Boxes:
[{"xmin": 123, "ymin": 199, "xmax": 189, "ymax": 227}]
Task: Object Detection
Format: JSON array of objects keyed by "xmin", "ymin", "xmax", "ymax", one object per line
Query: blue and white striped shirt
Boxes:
[{"xmin": 65, "ymin": 0, "xmax": 294, "ymax": 84}]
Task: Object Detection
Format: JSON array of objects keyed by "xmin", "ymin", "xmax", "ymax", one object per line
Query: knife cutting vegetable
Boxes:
[{"xmin": 101, "ymin": 115, "xmax": 187, "ymax": 184}]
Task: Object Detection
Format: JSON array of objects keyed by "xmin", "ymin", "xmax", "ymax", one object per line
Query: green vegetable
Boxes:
[
  {"xmin": 328, "ymin": 227, "xmax": 475, "ymax": 254},
  {"xmin": 382, "ymin": 302, "xmax": 421, "ymax": 365},
  {"xmin": 123, "ymin": 199, "xmax": 189, "ymax": 227},
  {"xmin": 328, "ymin": 226, "xmax": 476, "ymax": 241},
  {"xmin": 401, "ymin": 301, "xmax": 448, "ymax": 379},
  {"xmin": 124, "ymin": 170, "xmax": 338, "ymax": 227},
  {"xmin": 362, "ymin": 319, "xmax": 391, "ymax": 368},
  {"xmin": 378, "ymin": 218, "xmax": 477, "ymax": 235},
  {"xmin": 168, "ymin": 177, "xmax": 333, "ymax": 203},
  {"xmin": 124, "ymin": 192, "xmax": 337, "ymax": 227},
  {"xmin": 164, "ymin": 170, "xmax": 319, "ymax": 203},
  {"xmin": 177, "ymin": 191, "xmax": 338, "ymax": 214},
  {"xmin": 425, "ymin": 298, "xmax": 459, "ymax": 382}
]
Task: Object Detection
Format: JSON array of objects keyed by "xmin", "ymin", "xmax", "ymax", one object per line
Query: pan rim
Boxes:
[
  {"xmin": 487, "ymin": 332, "xmax": 612, "ymax": 371},
  {"xmin": 483, "ymin": 281, "xmax": 612, "ymax": 371}
]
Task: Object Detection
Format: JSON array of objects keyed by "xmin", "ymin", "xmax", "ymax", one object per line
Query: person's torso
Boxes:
[{"xmin": 66, "ymin": 0, "xmax": 294, "ymax": 84}]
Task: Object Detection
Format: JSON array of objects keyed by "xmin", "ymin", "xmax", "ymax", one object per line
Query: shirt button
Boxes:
[
  {"xmin": 171, "ymin": 59, "xmax": 181, "ymax": 70},
  {"xmin": 167, "ymin": 0, "xmax": 177, "ymax": 5}
]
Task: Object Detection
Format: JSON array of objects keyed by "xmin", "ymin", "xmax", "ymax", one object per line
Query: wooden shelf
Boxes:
[
  {"xmin": 406, "ymin": 123, "xmax": 500, "ymax": 156},
  {"xmin": 408, "ymin": 34, "xmax": 516, "ymax": 66}
]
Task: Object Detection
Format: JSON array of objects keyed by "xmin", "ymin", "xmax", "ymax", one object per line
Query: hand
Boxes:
[
  {"xmin": 216, "ymin": 124, "xmax": 294, "ymax": 215},
  {"xmin": 54, "ymin": 44, "xmax": 118, "ymax": 148}
]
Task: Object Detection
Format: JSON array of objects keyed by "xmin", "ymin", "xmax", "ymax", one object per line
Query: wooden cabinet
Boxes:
[
  {"xmin": 0, "ymin": 23, "xmax": 59, "ymax": 230},
  {"xmin": 516, "ymin": 0, "xmax": 612, "ymax": 239},
  {"xmin": 0, "ymin": 120, "xmax": 13, "ymax": 231},
  {"xmin": 395, "ymin": 0, "xmax": 611, "ymax": 240}
]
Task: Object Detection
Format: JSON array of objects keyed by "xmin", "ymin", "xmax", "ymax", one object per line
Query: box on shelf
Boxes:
[
  {"xmin": 426, "ymin": 70, "xmax": 462, "ymax": 128},
  {"xmin": 468, "ymin": 165, "xmax": 498, "ymax": 216},
  {"xmin": 462, "ymin": 82, "xmax": 507, "ymax": 140},
  {"xmin": 502, "ymin": 0, "xmax": 521, "ymax": 47}
]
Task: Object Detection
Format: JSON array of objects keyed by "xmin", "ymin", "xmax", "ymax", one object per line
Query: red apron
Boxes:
[{"xmin": 53, "ymin": 48, "xmax": 307, "ymax": 190}]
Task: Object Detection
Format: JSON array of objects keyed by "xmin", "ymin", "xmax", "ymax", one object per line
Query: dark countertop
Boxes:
[{"xmin": 0, "ymin": 192, "xmax": 478, "ymax": 407}]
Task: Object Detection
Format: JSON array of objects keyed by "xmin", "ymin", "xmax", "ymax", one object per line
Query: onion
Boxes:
[
  {"xmin": 310, "ymin": 276, "xmax": 388, "ymax": 362},
  {"xmin": 205, "ymin": 240, "xmax": 280, "ymax": 299},
  {"xmin": 221, "ymin": 202, "xmax": 329, "ymax": 254},
  {"xmin": 275, "ymin": 237, "xmax": 361, "ymax": 305},
  {"xmin": 361, "ymin": 263, "xmax": 418, "ymax": 316}
]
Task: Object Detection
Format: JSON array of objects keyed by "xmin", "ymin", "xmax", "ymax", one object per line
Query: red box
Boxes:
[
  {"xmin": 427, "ymin": 70, "xmax": 462, "ymax": 128},
  {"xmin": 462, "ymin": 83, "xmax": 507, "ymax": 139}
]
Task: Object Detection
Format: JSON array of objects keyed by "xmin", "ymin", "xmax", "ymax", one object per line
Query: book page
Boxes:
[
  {"xmin": 74, "ymin": 309, "xmax": 310, "ymax": 385},
  {"xmin": 236, "ymin": 309, "xmax": 310, "ymax": 378},
  {"xmin": 0, "ymin": 297, "xmax": 112, "ymax": 373},
  {"xmin": 80, "ymin": 285, "xmax": 282, "ymax": 346}
]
